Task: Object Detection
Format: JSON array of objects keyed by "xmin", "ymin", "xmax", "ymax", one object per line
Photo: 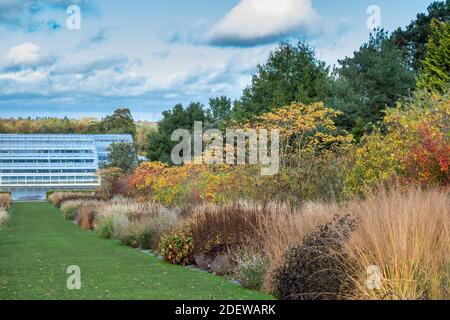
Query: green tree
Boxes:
[
  {"xmin": 207, "ymin": 96, "xmax": 232, "ymax": 129},
  {"xmin": 207, "ymin": 96, "xmax": 232, "ymax": 122},
  {"xmin": 107, "ymin": 142, "xmax": 138, "ymax": 173},
  {"xmin": 331, "ymin": 30, "xmax": 416, "ymax": 135},
  {"xmin": 232, "ymin": 41, "xmax": 331, "ymax": 122},
  {"xmin": 100, "ymin": 108, "xmax": 137, "ymax": 136},
  {"xmin": 392, "ymin": 0, "xmax": 450, "ymax": 71},
  {"xmin": 417, "ymin": 19, "xmax": 450, "ymax": 93},
  {"xmin": 147, "ymin": 102, "xmax": 208, "ymax": 163}
]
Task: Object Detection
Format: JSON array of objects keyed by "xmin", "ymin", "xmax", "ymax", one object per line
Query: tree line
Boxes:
[{"xmin": 147, "ymin": 1, "xmax": 449, "ymax": 163}]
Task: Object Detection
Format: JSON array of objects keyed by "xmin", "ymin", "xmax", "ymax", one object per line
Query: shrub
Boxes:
[
  {"xmin": 403, "ymin": 123, "xmax": 449, "ymax": 186},
  {"xmin": 0, "ymin": 194, "xmax": 11, "ymax": 210},
  {"xmin": 95, "ymin": 213, "xmax": 129, "ymax": 239},
  {"xmin": 159, "ymin": 227, "xmax": 194, "ymax": 266},
  {"xmin": 273, "ymin": 214, "xmax": 358, "ymax": 300},
  {"xmin": 60, "ymin": 200, "xmax": 83, "ymax": 220},
  {"xmin": 0, "ymin": 208, "xmax": 9, "ymax": 230},
  {"xmin": 344, "ymin": 90, "xmax": 450, "ymax": 195},
  {"xmin": 234, "ymin": 252, "xmax": 268, "ymax": 290}
]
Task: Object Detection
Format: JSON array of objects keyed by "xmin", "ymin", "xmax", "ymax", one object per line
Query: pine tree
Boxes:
[{"xmin": 417, "ymin": 19, "xmax": 450, "ymax": 93}]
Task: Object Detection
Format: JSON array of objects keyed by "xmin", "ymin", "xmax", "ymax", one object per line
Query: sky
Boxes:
[{"xmin": 0, "ymin": 0, "xmax": 436, "ymax": 121}]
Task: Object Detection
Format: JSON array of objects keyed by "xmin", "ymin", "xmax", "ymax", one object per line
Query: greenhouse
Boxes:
[{"xmin": 0, "ymin": 134, "xmax": 132, "ymax": 200}]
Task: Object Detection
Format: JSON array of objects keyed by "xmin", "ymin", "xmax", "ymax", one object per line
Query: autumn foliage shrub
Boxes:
[
  {"xmin": 159, "ymin": 226, "xmax": 195, "ymax": 266},
  {"xmin": 130, "ymin": 102, "xmax": 354, "ymax": 207},
  {"xmin": 345, "ymin": 90, "xmax": 449, "ymax": 195},
  {"xmin": 403, "ymin": 123, "xmax": 449, "ymax": 185}
]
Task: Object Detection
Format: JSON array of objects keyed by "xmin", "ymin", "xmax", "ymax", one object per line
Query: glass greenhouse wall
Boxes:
[{"xmin": 0, "ymin": 134, "xmax": 133, "ymax": 200}]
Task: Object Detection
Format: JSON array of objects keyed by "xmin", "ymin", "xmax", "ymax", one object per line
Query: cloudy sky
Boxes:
[{"xmin": 0, "ymin": 0, "xmax": 435, "ymax": 120}]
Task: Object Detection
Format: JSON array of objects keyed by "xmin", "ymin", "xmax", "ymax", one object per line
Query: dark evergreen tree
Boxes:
[
  {"xmin": 392, "ymin": 0, "xmax": 450, "ymax": 71},
  {"xmin": 330, "ymin": 30, "xmax": 416, "ymax": 136},
  {"xmin": 232, "ymin": 41, "xmax": 331, "ymax": 122}
]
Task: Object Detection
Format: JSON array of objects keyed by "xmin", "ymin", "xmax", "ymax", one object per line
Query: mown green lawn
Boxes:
[{"xmin": 0, "ymin": 202, "xmax": 272, "ymax": 300}]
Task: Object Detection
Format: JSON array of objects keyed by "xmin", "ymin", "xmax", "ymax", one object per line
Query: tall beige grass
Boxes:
[
  {"xmin": 254, "ymin": 188, "xmax": 449, "ymax": 300},
  {"xmin": 346, "ymin": 187, "xmax": 449, "ymax": 300},
  {"xmin": 0, "ymin": 207, "xmax": 9, "ymax": 229},
  {"xmin": 0, "ymin": 193, "xmax": 11, "ymax": 210}
]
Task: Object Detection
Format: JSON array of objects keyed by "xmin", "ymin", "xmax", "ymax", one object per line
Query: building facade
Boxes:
[{"xmin": 0, "ymin": 134, "xmax": 133, "ymax": 200}]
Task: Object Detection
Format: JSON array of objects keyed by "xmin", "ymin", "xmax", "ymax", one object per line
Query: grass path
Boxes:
[{"xmin": 0, "ymin": 202, "xmax": 271, "ymax": 300}]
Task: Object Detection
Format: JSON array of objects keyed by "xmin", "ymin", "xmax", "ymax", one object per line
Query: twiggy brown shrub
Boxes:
[{"xmin": 273, "ymin": 214, "xmax": 358, "ymax": 300}]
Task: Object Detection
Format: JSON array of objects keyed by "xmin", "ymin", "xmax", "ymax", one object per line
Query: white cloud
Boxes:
[
  {"xmin": 208, "ymin": 0, "xmax": 321, "ymax": 46},
  {"xmin": 6, "ymin": 42, "xmax": 40, "ymax": 65}
]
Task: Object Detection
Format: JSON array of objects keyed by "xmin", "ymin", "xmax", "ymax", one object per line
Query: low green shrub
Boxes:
[{"xmin": 159, "ymin": 227, "xmax": 194, "ymax": 266}]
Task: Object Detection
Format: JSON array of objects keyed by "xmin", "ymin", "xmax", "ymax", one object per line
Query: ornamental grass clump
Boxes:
[
  {"xmin": 188, "ymin": 205, "xmax": 263, "ymax": 260},
  {"xmin": 48, "ymin": 191, "xmax": 100, "ymax": 208},
  {"xmin": 0, "ymin": 207, "xmax": 9, "ymax": 230},
  {"xmin": 0, "ymin": 194, "xmax": 11, "ymax": 210},
  {"xmin": 75, "ymin": 200, "xmax": 106, "ymax": 230},
  {"xmin": 60, "ymin": 200, "xmax": 83, "ymax": 221},
  {"xmin": 233, "ymin": 252, "xmax": 269, "ymax": 290},
  {"xmin": 346, "ymin": 187, "xmax": 450, "ymax": 300},
  {"xmin": 95, "ymin": 212, "xmax": 130, "ymax": 239}
]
